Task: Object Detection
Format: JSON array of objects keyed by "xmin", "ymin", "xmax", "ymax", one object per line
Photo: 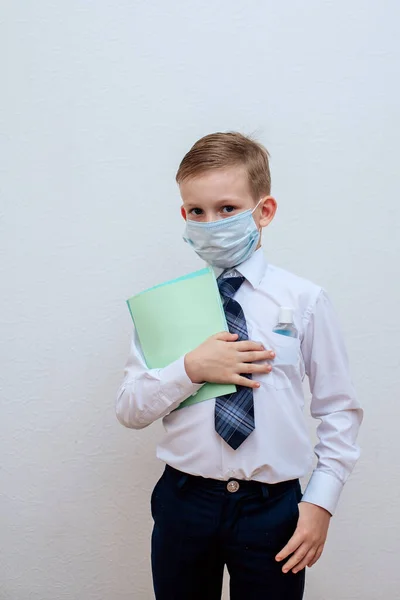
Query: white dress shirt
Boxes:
[{"xmin": 116, "ymin": 248, "xmax": 363, "ymax": 515}]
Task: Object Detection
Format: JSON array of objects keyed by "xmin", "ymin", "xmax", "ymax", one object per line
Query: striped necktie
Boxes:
[{"xmin": 215, "ymin": 274, "xmax": 255, "ymax": 449}]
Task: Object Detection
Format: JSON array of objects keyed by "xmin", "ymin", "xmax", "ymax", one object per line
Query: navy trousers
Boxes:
[{"xmin": 151, "ymin": 465, "xmax": 305, "ymax": 600}]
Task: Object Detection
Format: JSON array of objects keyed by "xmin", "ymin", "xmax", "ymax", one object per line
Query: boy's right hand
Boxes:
[{"xmin": 184, "ymin": 332, "xmax": 275, "ymax": 389}]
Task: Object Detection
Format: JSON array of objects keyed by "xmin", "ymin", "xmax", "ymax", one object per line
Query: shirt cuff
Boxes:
[
  {"xmin": 301, "ymin": 470, "xmax": 344, "ymax": 516},
  {"xmin": 158, "ymin": 355, "xmax": 205, "ymax": 410}
]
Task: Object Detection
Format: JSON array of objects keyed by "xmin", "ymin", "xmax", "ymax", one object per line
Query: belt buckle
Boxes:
[{"xmin": 227, "ymin": 480, "xmax": 240, "ymax": 493}]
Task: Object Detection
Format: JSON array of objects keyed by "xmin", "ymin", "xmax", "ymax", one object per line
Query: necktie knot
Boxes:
[{"xmin": 217, "ymin": 274, "xmax": 245, "ymax": 300}]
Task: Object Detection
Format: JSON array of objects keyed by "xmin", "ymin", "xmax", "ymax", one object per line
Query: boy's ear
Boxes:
[
  {"xmin": 181, "ymin": 205, "xmax": 187, "ymax": 221},
  {"xmin": 259, "ymin": 196, "xmax": 277, "ymax": 227}
]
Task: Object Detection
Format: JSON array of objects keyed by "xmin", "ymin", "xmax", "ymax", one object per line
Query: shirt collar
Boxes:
[{"xmin": 213, "ymin": 247, "xmax": 267, "ymax": 289}]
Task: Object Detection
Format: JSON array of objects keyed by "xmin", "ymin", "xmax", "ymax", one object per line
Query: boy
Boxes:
[{"xmin": 116, "ymin": 132, "xmax": 363, "ymax": 599}]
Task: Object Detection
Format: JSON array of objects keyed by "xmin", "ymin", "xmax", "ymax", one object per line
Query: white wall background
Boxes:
[{"xmin": 1, "ymin": 1, "xmax": 399, "ymax": 598}]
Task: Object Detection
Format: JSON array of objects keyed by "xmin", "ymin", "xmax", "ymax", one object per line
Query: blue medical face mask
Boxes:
[{"xmin": 183, "ymin": 199, "xmax": 262, "ymax": 269}]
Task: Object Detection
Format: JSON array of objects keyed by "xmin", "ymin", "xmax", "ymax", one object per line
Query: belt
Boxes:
[{"xmin": 165, "ymin": 464, "xmax": 299, "ymax": 498}]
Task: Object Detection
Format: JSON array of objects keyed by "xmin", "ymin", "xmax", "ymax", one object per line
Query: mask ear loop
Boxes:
[
  {"xmin": 251, "ymin": 198, "xmax": 263, "ymax": 214},
  {"xmin": 252, "ymin": 198, "xmax": 264, "ymax": 246}
]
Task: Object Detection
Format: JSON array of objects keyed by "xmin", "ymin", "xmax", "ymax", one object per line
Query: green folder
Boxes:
[{"xmin": 126, "ymin": 267, "xmax": 236, "ymax": 410}]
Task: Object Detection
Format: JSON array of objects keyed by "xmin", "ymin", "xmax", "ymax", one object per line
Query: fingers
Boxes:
[
  {"xmin": 215, "ymin": 336, "xmax": 276, "ymax": 361},
  {"xmin": 233, "ymin": 375, "xmax": 261, "ymax": 389},
  {"xmin": 281, "ymin": 543, "xmax": 310, "ymax": 574},
  {"xmin": 308, "ymin": 545, "xmax": 324, "ymax": 568},
  {"xmin": 276, "ymin": 530, "xmax": 325, "ymax": 574},
  {"xmin": 286, "ymin": 542, "xmax": 325, "ymax": 573},
  {"xmin": 231, "ymin": 360, "xmax": 273, "ymax": 386},
  {"xmin": 292, "ymin": 548, "xmax": 317, "ymax": 574},
  {"xmin": 234, "ymin": 340, "xmax": 269, "ymax": 352},
  {"xmin": 276, "ymin": 531, "xmax": 303, "ymax": 564},
  {"xmin": 239, "ymin": 362, "xmax": 272, "ymax": 375},
  {"xmin": 215, "ymin": 331, "xmax": 238, "ymax": 341},
  {"xmin": 240, "ymin": 350, "xmax": 275, "ymax": 363}
]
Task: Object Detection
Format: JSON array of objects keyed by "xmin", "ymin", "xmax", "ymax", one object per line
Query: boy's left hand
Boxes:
[{"xmin": 275, "ymin": 502, "xmax": 331, "ymax": 573}]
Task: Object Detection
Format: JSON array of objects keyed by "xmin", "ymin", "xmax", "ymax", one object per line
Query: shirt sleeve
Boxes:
[
  {"xmin": 300, "ymin": 289, "xmax": 364, "ymax": 515},
  {"xmin": 115, "ymin": 327, "xmax": 205, "ymax": 429}
]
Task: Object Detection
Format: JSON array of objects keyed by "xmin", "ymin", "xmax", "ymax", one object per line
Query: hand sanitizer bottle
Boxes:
[{"xmin": 273, "ymin": 307, "xmax": 298, "ymax": 338}]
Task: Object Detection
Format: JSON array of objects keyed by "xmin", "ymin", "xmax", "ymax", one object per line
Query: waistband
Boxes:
[{"xmin": 165, "ymin": 464, "xmax": 299, "ymax": 498}]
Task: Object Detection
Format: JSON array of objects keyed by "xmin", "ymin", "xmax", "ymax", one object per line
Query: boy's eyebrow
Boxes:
[
  {"xmin": 184, "ymin": 197, "xmax": 241, "ymax": 207},
  {"xmin": 215, "ymin": 197, "xmax": 241, "ymax": 204}
]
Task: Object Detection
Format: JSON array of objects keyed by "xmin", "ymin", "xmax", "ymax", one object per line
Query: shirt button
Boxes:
[{"xmin": 227, "ymin": 480, "xmax": 240, "ymax": 493}]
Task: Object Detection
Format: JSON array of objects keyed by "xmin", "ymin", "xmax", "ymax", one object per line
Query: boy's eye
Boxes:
[
  {"xmin": 221, "ymin": 206, "xmax": 236, "ymax": 214},
  {"xmin": 189, "ymin": 208, "xmax": 203, "ymax": 216}
]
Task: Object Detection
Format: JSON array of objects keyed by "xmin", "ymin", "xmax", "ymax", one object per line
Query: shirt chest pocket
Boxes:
[{"xmin": 263, "ymin": 332, "xmax": 301, "ymax": 390}]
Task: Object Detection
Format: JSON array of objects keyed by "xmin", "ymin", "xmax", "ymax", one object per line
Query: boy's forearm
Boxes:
[
  {"xmin": 301, "ymin": 289, "xmax": 363, "ymax": 514},
  {"xmin": 116, "ymin": 351, "xmax": 203, "ymax": 429},
  {"xmin": 301, "ymin": 396, "xmax": 362, "ymax": 515}
]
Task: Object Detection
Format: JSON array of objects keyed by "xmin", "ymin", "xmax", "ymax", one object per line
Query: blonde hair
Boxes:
[{"xmin": 176, "ymin": 131, "xmax": 271, "ymax": 199}]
